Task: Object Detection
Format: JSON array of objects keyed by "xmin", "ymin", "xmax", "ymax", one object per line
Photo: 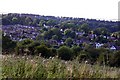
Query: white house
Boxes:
[
  {"xmin": 110, "ymin": 46, "xmax": 116, "ymax": 50},
  {"xmin": 95, "ymin": 43, "xmax": 103, "ymax": 48}
]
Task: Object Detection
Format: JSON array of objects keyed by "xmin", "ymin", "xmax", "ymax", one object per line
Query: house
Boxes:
[
  {"xmin": 95, "ymin": 43, "xmax": 103, "ymax": 48},
  {"xmin": 110, "ymin": 46, "xmax": 116, "ymax": 50}
]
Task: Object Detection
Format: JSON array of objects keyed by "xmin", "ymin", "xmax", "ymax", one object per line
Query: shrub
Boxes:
[
  {"xmin": 110, "ymin": 50, "xmax": 120, "ymax": 67},
  {"xmin": 97, "ymin": 53, "xmax": 110, "ymax": 65},
  {"xmin": 57, "ymin": 46, "xmax": 73, "ymax": 60},
  {"xmin": 51, "ymin": 48, "xmax": 57, "ymax": 56},
  {"xmin": 35, "ymin": 45, "xmax": 53, "ymax": 58},
  {"xmin": 78, "ymin": 50, "xmax": 90, "ymax": 62},
  {"xmin": 27, "ymin": 41, "xmax": 40, "ymax": 55},
  {"xmin": 96, "ymin": 48, "xmax": 111, "ymax": 66},
  {"xmin": 86, "ymin": 48, "xmax": 100, "ymax": 63},
  {"xmin": 2, "ymin": 34, "xmax": 16, "ymax": 53},
  {"xmin": 71, "ymin": 45, "xmax": 81, "ymax": 57},
  {"xmin": 15, "ymin": 39, "xmax": 33, "ymax": 55}
]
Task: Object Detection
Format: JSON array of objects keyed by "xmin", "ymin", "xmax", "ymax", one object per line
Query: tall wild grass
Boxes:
[{"xmin": 2, "ymin": 55, "xmax": 120, "ymax": 78}]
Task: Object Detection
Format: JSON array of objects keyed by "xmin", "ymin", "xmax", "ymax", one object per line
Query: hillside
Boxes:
[
  {"xmin": 2, "ymin": 13, "xmax": 120, "ymax": 49},
  {"xmin": 2, "ymin": 13, "xmax": 120, "ymax": 67}
]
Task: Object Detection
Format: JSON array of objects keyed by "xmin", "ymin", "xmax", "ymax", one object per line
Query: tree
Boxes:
[
  {"xmin": 52, "ymin": 35, "xmax": 59, "ymax": 41},
  {"xmin": 38, "ymin": 20, "xmax": 45, "ymax": 27},
  {"xmin": 60, "ymin": 22, "xmax": 75, "ymax": 29},
  {"xmin": 65, "ymin": 37, "xmax": 73, "ymax": 47},
  {"xmin": 78, "ymin": 50, "xmax": 90, "ymax": 62},
  {"xmin": 64, "ymin": 29, "xmax": 71, "ymax": 36},
  {"xmin": 57, "ymin": 46, "xmax": 73, "ymax": 60},
  {"xmin": 79, "ymin": 23, "xmax": 90, "ymax": 33},
  {"xmin": 96, "ymin": 48, "xmax": 110, "ymax": 65},
  {"xmin": 96, "ymin": 35, "xmax": 108, "ymax": 43},
  {"xmin": 43, "ymin": 30, "xmax": 54, "ymax": 40},
  {"xmin": 25, "ymin": 17, "xmax": 33, "ymax": 26},
  {"xmin": 110, "ymin": 51, "xmax": 120, "ymax": 67},
  {"xmin": 27, "ymin": 41, "xmax": 41, "ymax": 55},
  {"xmin": 15, "ymin": 39, "xmax": 33, "ymax": 55},
  {"xmin": 64, "ymin": 29, "xmax": 76, "ymax": 38},
  {"xmin": 2, "ymin": 34, "xmax": 16, "ymax": 53},
  {"xmin": 86, "ymin": 48, "xmax": 101, "ymax": 63},
  {"xmin": 32, "ymin": 18, "xmax": 39, "ymax": 26},
  {"xmin": 94, "ymin": 27, "xmax": 109, "ymax": 36},
  {"xmin": 35, "ymin": 45, "xmax": 53, "ymax": 58},
  {"xmin": 46, "ymin": 19, "xmax": 57, "ymax": 26},
  {"xmin": 51, "ymin": 28, "xmax": 62, "ymax": 40},
  {"xmin": 71, "ymin": 45, "xmax": 81, "ymax": 57},
  {"xmin": 71, "ymin": 31, "xmax": 76, "ymax": 38},
  {"xmin": 12, "ymin": 17, "xmax": 18, "ymax": 24}
]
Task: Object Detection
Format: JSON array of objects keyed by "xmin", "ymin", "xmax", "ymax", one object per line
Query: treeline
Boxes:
[
  {"xmin": 2, "ymin": 35, "xmax": 120, "ymax": 67},
  {"xmin": 2, "ymin": 13, "xmax": 120, "ymax": 32}
]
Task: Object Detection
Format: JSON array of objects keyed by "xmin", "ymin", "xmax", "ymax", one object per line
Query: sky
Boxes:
[{"xmin": 0, "ymin": 0, "xmax": 119, "ymax": 21}]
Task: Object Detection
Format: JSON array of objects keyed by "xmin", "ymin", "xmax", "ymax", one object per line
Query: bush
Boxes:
[
  {"xmin": 15, "ymin": 39, "xmax": 34, "ymax": 55},
  {"xmin": 71, "ymin": 45, "xmax": 81, "ymax": 57},
  {"xmin": 51, "ymin": 48, "xmax": 57, "ymax": 56},
  {"xmin": 27, "ymin": 41, "xmax": 40, "ymax": 55},
  {"xmin": 57, "ymin": 46, "xmax": 73, "ymax": 60},
  {"xmin": 109, "ymin": 50, "xmax": 120, "ymax": 67},
  {"xmin": 2, "ymin": 34, "xmax": 16, "ymax": 53},
  {"xmin": 97, "ymin": 53, "xmax": 110, "ymax": 66},
  {"xmin": 86, "ymin": 48, "xmax": 100, "ymax": 63},
  {"xmin": 35, "ymin": 45, "xmax": 53, "ymax": 58},
  {"xmin": 78, "ymin": 50, "xmax": 90, "ymax": 62},
  {"xmin": 95, "ymin": 48, "xmax": 111, "ymax": 66}
]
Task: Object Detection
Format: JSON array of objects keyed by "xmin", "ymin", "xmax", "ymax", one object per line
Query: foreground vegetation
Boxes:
[{"xmin": 2, "ymin": 55, "xmax": 120, "ymax": 78}]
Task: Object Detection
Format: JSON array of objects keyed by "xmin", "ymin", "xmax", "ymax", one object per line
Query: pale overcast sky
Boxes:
[{"xmin": 0, "ymin": 0, "xmax": 119, "ymax": 21}]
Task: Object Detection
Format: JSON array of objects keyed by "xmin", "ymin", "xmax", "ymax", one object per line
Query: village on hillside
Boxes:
[{"xmin": 2, "ymin": 13, "xmax": 120, "ymax": 51}]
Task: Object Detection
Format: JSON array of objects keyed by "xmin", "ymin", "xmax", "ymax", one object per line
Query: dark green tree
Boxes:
[
  {"xmin": 65, "ymin": 37, "xmax": 73, "ymax": 47},
  {"xmin": 43, "ymin": 30, "xmax": 54, "ymax": 40},
  {"xmin": 35, "ymin": 45, "xmax": 54, "ymax": 58},
  {"xmin": 2, "ymin": 34, "xmax": 16, "ymax": 53},
  {"xmin": 110, "ymin": 51, "xmax": 120, "ymax": 67},
  {"xmin": 57, "ymin": 46, "xmax": 73, "ymax": 60},
  {"xmin": 78, "ymin": 50, "xmax": 90, "ymax": 62},
  {"xmin": 71, "ymin": 45, "xmax": 81, "ymax": 57},
  {"xmin": 52, "ymin": 35, "xmax": 59, "ymax": 41},
  {"xmin": 46, "ymin": 19, "xmax": 57, "ymax": 26},
  {"xmin": 94, "ymin": 27, "xmax": 109, "ymax": 36},
  {"xmin": 79, "ymin": 23, "xmax": 90, "ymax": 33},
  {"xmin": 38, "ymin": 20, "xmax": 45, "ymax": 27},
  {"xmin": 15, "ymin": 39, "xmax": 33, "ymax": 55},
  {"xmin": 25, "ymin": 17, "xmax": 33, "ymax": 26},
  {"xmin": 12, "ymin": 17, "xmax": 18, "ymax": 24}
]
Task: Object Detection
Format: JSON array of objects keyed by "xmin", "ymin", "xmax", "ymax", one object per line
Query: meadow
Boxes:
[{"xmin": 2, "ymin": 55, "xmax": 120, "ymax": 79}]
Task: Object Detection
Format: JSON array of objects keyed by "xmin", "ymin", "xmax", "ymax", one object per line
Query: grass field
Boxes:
[{"xmin": 1, "ymin": 55, "xmax": 120, "ymax": 79}]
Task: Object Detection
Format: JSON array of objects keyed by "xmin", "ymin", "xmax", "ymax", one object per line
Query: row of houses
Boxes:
[
  {"xmin": 47, "ymin": 39, "xmax": 118, "ymax": 50},
  {"xmin": 2, "ymin": 25, "xmax": 40, "ymax": 41}
]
